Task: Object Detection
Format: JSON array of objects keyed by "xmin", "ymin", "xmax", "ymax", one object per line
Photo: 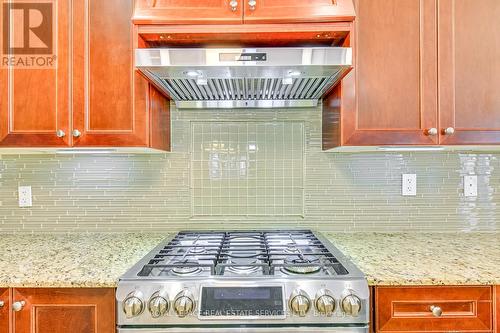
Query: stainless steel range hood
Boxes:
[{"xmin": 135, "ymin": 47, "xmax": 352, "ymax": 109}]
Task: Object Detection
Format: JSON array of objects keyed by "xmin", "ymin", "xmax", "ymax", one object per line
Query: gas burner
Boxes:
[
  {"xmin": 227, "ymin": 250, "xmax": 260, "ymax": 258},
  {"xmin": 171, "ymin": 260, "xmax": 203, "ymax": 276},
  {"xmin": 284, "ymin": 243, "xmax": 300, "ymax": 254},
  {"xmin": 189, "ymin": 246, "xmax": 206, "ymax": 254},
  {"xmin": 281, "ymin": 256, "xmax": 321, "ymax": 275},
  {"xmin": 225, "ymin": 258, "xmax": 261, "ymax": 275},
  {"xmin": 228, "ymin": 236, "xmax": 261, "ymax": 243}
]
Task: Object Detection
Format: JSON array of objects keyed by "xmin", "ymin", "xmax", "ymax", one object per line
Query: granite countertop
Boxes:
[
  {"xmin": 0, "ymin": 232, "xmax": 498, "ymax": 288},
  {"xmin": 326, "ymin": 232, "xmax": 500, "ymax": 286},
  {"xmin": 0, "ymin": 233, "xmax": 165, "ymax": 288}
]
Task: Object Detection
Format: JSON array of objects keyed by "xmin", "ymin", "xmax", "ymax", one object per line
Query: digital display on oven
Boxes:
[{"xmin": 199, "ymin": 286, "xmax": 284, "ymax": 318}]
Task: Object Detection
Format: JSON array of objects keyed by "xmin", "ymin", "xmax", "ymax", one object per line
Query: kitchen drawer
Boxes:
[{"xmin": 375, "ymin": 286, "xmax": 493, "ymax": 332}]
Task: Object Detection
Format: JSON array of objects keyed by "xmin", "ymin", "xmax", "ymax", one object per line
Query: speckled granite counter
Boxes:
[
  {"xmin": 0, "ymin": 233, "xmax": 498, "ymax": 288},
  {"xmin": 326, "ymin": 233, "xmax": 500, "ymax": 286},
  {"xmin": 0, "ymin": 233, "xmax": 165, "ymax": 288}
]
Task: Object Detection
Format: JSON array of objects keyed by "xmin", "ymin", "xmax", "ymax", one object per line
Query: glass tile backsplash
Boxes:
[
  {"xmin": 191, "ymin": 121, "xmax": 304, "ymax": 217},
  {"xmin": 0, "ymin": 105, "xmax": 498, "ymax": 233}
]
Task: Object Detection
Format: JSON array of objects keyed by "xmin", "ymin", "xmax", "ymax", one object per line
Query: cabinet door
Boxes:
[
  {"xmin": 243, "ymin": 0, "xmax": 354, "ymax": 23},
  {"xmin": 12, "ymin": 288, "xmax": 115, "ymax": 333},
  {"xmin": 72, "ymin": 0, "xmax": 148, "ymax": 147},
  {"xmin": 341, "ymin": 0, "xmax": 438, "ymax": 146},
  {"xmin": 496, "ymin": 286, "xmax": 499, "ymax": 333},
  {"xmin": 376, "ymin": 286, "xmax": 493, "ymax": 332},
  {"xmin": 133, "ymin": 0, "xmax": 243, "ymax": 25},
  {"xmin": 0, "ymin": 289, "xmax": 9, "ymax": 333},
  {"xmin": 438, "ymin": 0, "xmax": 500, "ymax": 145},
  {"xmin": 0, "ymin": 0, "xmax": 70, "ymax": 147}
]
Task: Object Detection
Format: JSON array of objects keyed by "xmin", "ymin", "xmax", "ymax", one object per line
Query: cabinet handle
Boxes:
[
  {"xmin": 426, "ymin": 128, "xmax": 438, "ymax": 136},
  {"xmin": 430, "ymin": 305, "xmax": 442, "ymax": 317},
  {"xmin": 72, "ymin": 129, "xmax": 82, "ymax": 138},
  {"xmin": 56, "ymin": 130, "xmax": 66, "ymax": 138},
  {"xmin": 12, "ymin": 301, "xmax": 25, "ymax": 312},
  {"xmin": 248, "ymin": 0, "xmax": 256, "ymax": 10},
  {"xmin": 229, "ymin": 0, "xmax": 238, "ymax": 11},
  {"xmin": 443, "ymin": 127, "xmax": 455, "ymax": 135}
]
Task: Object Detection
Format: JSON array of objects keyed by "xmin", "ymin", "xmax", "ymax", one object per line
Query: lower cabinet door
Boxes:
[
  {"xmin": 12, "ymin": 288, "xmax": 115, "ymax": 333},
  {"xmin": 0, "ymin": 289, "xmax": 9, "ymax": 333},
  {"xmin": 375, "ymin": 286, "xmax": 493, "ymax": 332}
]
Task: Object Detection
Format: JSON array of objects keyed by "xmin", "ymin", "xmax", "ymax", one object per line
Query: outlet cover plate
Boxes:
[
  {"xmin": 402, "ymin": 174, "xmax": 417, "ymax": 196},
  {"xmin": 18, "ymin": 186, "xmax": 32, "ymax": 207},
  {"xmin": 464, "ymin": 175, "xmax": 478, "ymax": 197}
]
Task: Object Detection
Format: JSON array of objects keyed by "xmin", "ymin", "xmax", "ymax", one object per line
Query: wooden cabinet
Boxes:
[
  {"xmin": 11, "ymin": 288, "xmax": 115, "ymax": 333},
  {"xmin": 326, "ymin": 0, "xmax": 500, "ymax": 148},
  {"xmin": 72, "ymin": 0, "xmax": 148, "ymax": 147},
  {"xmin": 496, "ymin": 286, "xmax": 499, "ymax": 333},
  {"xmin": 133, "ymin": 0, "xmax": 353, "ymax": 25},
  {"xmin": 243, "ymin": 0, "xmax": 354, "ymax": 24},
  {"xmin": 133, "ymin": 0, "xmax": 243, "ymax": 25},
  {"xmin": 375, "ymin": 286, "xmax": 493, "ymax": 332},
  {"xmin": 0, "ymin": 289, "xmax": 9, "ymax": 333},
  {"xmin": 0, "ymin": 0, "xmax": 71, "ymax": 147},
  {"xmin": 333, "ymin": 0, "xmax": 438, "ymax": 147},
  {"xmin": 438, "ymin": 0, "xmax": 500, "ymax": 145},
  {"xmin": 0, "ymin": 0, "xmax": 170, "ymax": 150}
]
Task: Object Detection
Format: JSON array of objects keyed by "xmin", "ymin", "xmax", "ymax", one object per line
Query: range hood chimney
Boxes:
[{"xmin": 135, "ymin": 47, "xmax": 352, "ymax": 109}]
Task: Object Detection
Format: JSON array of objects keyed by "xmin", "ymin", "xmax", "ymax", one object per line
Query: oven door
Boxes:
[{"xmin": 118, "ymin": 327, "xmax": 369, "ymax": 333}]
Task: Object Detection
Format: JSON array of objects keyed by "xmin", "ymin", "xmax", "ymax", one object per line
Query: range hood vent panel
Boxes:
[{"xmin": 136, "ymin": 48, "xmax": 352, "ymax": 109}]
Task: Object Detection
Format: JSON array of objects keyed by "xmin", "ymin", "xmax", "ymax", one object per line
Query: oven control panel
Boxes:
[{"xmin": 198, "ymin": 286, "xmax": 285, "ymax": 319}]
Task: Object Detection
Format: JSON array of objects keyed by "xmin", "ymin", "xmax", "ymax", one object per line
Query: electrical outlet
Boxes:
[
  {"xmin": 402, "ymin": 174, "xmax": 417, "ymax": 196},
  {"xmin": 18, "ymin": 186, "xmax": 32, "ymax": 207},
  {"xmin": 464, "ymin": 175, "xmax": 478, "ymax": 197}
]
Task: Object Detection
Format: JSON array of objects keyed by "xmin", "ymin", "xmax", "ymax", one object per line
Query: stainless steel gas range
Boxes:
[{"xmin": 116, "ymin": 230, "xmax": 370, "ymax": 333}]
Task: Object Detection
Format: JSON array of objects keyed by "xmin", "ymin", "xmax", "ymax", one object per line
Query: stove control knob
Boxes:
[
  {"xmin": 123, "ymin": 292, "xmax": 145, "ymax": 318},
  {"xmin": 148, "ymin": 291, "xmax": 169, "ymax": 318},
  {"xmin": 315, "ymin": 289, "xmax": 336, "ymax": 316},
  {"xmin": 289, "ymin": 289, "xmax": 311, "ymax": 317},
  {"xmin": 174, "ymin": 290, "xmax": 195, "ymax": 317},
  {"xmin": 341, "ymin": 294, "xmax": 362, "ymax": 317}
]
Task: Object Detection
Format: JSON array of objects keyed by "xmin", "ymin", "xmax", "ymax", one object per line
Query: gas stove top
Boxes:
[
  {"xmin": 136, "ymin": 231, "xmax": 349, "ymax": 278},
  {"xmin": 117, "ymin": 230, "xmax": 369, "ymax": 332}
]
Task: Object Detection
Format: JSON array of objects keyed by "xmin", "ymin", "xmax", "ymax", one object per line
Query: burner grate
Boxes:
[{"xmin": 137, "ymin": 230, "xmax": 348, "ymax": 277}]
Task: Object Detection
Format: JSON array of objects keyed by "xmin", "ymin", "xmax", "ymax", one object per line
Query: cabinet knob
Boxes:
[
  {"xmin": 229, "ymin": 0, "xmax": 238, "ymax": 11},
  {"xmin": 443, "ymin": 127, "xmax": 455, "ymax": 135},
  {"xmin": 248, "ymin": 0, "xmax": 257, "ymax": 10},
  {"xmin": 426, "ymin": 128, "xmax": 438, "ymax": 136},
  {"xmin": 430, "ymin": 305, "xmax": 442, "ymax": 317},
  {"xmin": 12, "ymin": 301, "xmax": 25, "ymax": 312},
  {"xmin": 56, "ymin": 130, "xmax": 65, "ymax": 138},
  {"xmin": 0, "ymin": 300, "xmax": 4, "ymax": 308},
  {"xmin": 72, "ymin": 129, "xmax": 82, "ymax": 138}
]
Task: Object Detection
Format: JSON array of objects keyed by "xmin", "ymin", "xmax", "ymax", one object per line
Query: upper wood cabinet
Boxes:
[
  {"xmin": 438, "ymin": 0, "xmax": 500, "ymax": 145},
  {"xmin": 12, "ymin": 288, "xmax": 115, "ymax": 333},
  {"xmin": 0, "ymin": 0, "xmax": 170, "ymax": 150},
  {"xmin": 133, "ymin": 0, "xmax": 244, "ymax": 24},
  {"xmin": 332, "ymin": 0, "xmax": 438, "ymax": 147},
  {"xmin": 72, "ymin": 0, "xmax": 148, "ymax": 147},
  {"xmin": 0, "ymin": 289, "xmax": 9, "ymax": 333},
  {"xmin": 243, "ymin": 0, "xmax": 355, "ymax": 24},
  {"xmin": 325, "ymin": 0, "xmax": 500, "ymax": 148},
  {"xmin": 133, "ymin": 0, "xmax": 353, "ymax": 25},
  {"xmin": 0, "ymin": 0, "xmax": 71, "ymax": 147}
]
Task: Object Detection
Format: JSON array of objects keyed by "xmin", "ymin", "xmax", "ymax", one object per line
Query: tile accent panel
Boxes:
[{"xmin": 0, "ymin": 105, "xmax": 498, "ymax": 233}]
